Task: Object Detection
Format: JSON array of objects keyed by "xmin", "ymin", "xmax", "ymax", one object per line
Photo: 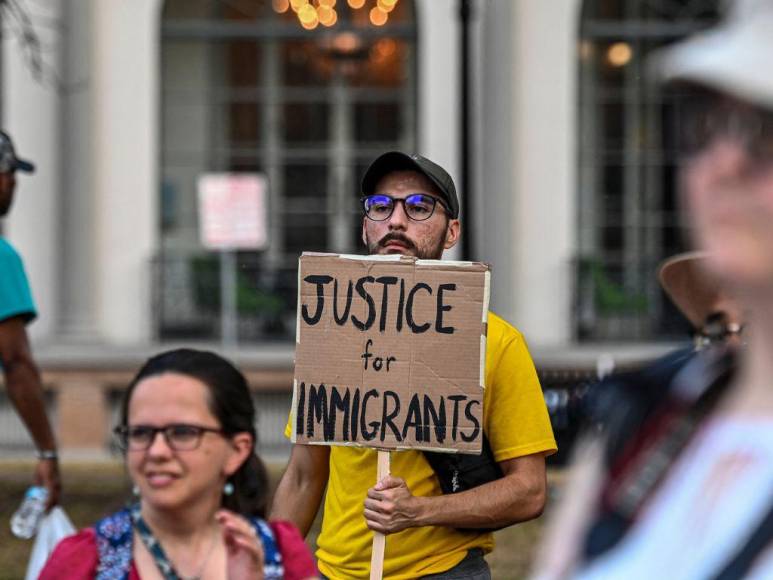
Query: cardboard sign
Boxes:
[
  {"xmin": 291, "ymin": 253, "xmax": 490, "ymax": 454},
  {"xmin": 197, "ymin": 173, "xmax": 268, "ymax": 250}
]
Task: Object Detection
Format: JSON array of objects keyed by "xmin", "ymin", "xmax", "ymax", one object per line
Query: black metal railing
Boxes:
[{"xmin": 152, "ymin": 251, "xmax": 299, "ymax": 342}]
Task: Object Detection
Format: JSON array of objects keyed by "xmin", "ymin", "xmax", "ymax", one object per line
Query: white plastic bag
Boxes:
[{"xmin": 24, "ymin": 507, "xmax": 76, "ymax": 580}]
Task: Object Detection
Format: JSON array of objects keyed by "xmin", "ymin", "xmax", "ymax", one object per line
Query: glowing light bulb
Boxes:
[
  {"xmin": 298, "ymin": 3, "xmax": 317, "ymax": 23},
  {"xmin": 377, "ymin": 0, "xmax": 397, "ymax": 12},
  {"xmin": 273, "ymin": 0, "xmax": 290, "ymax": 13},
  {"xmin": 369, "ymin": 6, "xmax": 388, "ymax": 25},
  {"xmin": 318, "ymin": 6, "xmax": 337, "ymax": 26},
  {"xmin": 347, "ymin": 0, "xmax": 366, "ymax": 9},
  {"xmin": 332, "ymin": 32, "xmax": 361, "ymax": 53},
  {"xmin": 607, "ymin": 42, "xmax": 633, "ymax": 67},
  {"xmin": 290, "ymin": 0, "xmax": 307, "ymax": 13},
  {"xmin": 373, "ymin": 38, "xmax": 396, "ymax": 59}
]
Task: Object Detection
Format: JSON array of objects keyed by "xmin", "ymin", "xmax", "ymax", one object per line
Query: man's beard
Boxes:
[{"xmin": 366, "ymin": 231, "xmax": 447, "ymax": 260}]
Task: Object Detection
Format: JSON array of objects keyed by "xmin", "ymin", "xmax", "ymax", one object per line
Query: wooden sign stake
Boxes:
[{"xmin": 369, "ymin": 449, "xmax": 391, "ymax": 580}]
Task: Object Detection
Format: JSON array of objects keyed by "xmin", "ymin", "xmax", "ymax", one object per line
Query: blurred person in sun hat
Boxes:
[
  {"xmin": 531, "ymin": 2, "xmax": 773, "ymax": 577},
  {"xmin": 0, "ymin": 130, "xmax": 60, "ymax": 509}
]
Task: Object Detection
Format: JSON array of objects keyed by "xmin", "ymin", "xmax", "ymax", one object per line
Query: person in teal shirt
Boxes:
[
  {"xmin": 0, "ymin": 237, "xmax": 37, "ymax": 322},
  {"xmin": 0, "ymin": 130, "xmax": 60, "ymax": 508}
]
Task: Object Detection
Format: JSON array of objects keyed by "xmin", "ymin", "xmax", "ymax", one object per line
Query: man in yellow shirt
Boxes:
[{"xmin": 271, "ymin": 152, "xmax": 557, "ymax": 579}]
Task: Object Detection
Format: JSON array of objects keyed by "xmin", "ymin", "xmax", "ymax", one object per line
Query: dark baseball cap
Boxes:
[
  {"xmin": 0, "ymin": 131, "xmax": 35, "ymax": 174},
  {"xmin": 361, "ymin": 151, "xmax": 460, "ymax": 219}
]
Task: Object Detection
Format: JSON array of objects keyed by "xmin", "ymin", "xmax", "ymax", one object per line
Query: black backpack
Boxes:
[{"xmin": 422, "ymin": 434, "xmax": 503, "ymax": 496}]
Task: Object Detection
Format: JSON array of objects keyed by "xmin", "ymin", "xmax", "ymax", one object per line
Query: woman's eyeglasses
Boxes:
[
  {"xmin": 113, "ymin": 423, "xmax": 225, "ymax": 451},
  {"xmin": 361, "ymin": 193, "xmax": 448, "ymax": 222}
]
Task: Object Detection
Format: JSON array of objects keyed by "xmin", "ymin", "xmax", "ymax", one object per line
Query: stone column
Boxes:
[
  {"xmin": 416, "ymin": 0, "xmax": 460, "ymax": 261},
  {"xmin": 58, "ymin": 0, "xmax": 99, "ymax": 341},
  {"xmin": 508, "ymin": 0, "xmax": 580, "ymax": 345},
  {"xmin": 91, "ymin": 0, "xmax": 163, "ymax": 343}
]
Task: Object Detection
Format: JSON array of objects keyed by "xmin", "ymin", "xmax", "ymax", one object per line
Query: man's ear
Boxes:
[
  {"xmin": 361, "ymin": 217, "xmax": 369, "ymax": 248},
  {"xmin": 444, "ymin": 219, "xmax": 460, "ymax": 249}
]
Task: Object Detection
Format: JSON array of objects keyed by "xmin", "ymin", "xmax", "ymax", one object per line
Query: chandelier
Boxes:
[{"xmin": 272, "ymin": 0, "xmax": 400, "ymax": 30}]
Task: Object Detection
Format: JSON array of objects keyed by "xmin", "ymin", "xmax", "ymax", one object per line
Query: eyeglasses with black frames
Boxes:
[
  {"xmin": 361, "ymin": 193, "xmax": 449, "ymax": 222},
  {"xmin": 113, "ymin": 423, "xmax": 225, "ymax": 451}
]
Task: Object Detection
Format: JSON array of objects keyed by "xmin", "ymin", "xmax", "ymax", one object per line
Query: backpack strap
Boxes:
[
  {"xmin": 422, "ymin": 434, "xmax": 503, "ymax": 532},
  {"xmin": 94, "ymin": 507, "xmax": 134, "ymax": 580},
  {"xmin": 583, "ymin": 347, "xmax": 736, "ymax": 560},
  {"xmin": 248, "ymin": 517, "xmax": 285, "ymax": 579},
  {"xmin": 422, "ymin": 434, "xmax": 502, "ymax": 495}
]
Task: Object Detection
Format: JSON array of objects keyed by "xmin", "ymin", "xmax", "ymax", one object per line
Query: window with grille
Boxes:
[
  {"xmin": 576, "ymin": 0, "xmax": 720, "ymax": 341},
  {"xmin": 158, "ymin": 0, "xmax": 417, "ymax": 342}
]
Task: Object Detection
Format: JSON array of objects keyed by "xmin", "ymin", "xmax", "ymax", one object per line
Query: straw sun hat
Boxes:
[{"xmin": 658, "ymin": 252, "xmax": 724, "ymax": 330}]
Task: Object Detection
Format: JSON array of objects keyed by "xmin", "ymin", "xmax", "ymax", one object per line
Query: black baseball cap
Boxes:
[
  {"xmin": 0, "ymin": 131, "xmax": 35, "ymax": 174},
  {"xmin": 361, "ymin": 151, "xmax": 460, "ymax": 219}
]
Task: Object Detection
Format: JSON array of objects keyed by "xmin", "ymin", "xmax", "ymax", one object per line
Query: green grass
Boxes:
[
  {"xmin": 0, "ymin": 461, "xmax": 552, "ymax": 579},
  {"xmin": 0, "ymin": 462, "xmax": 130, "ymax": 580}
]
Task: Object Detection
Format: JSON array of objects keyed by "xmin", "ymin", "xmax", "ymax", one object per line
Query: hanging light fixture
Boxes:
[{"xmin": 274, "ymin": 0, "xmax": 399, "ymax": 29}]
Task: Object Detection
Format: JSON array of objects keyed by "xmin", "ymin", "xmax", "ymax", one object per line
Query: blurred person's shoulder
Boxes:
[
  {"xmin": 0, "ymin": 238, "xmax": 29, "ymax": 282},
  {"xmin": 0, "ymin": 235, "xmax": 37, "ymax": 322},
  {"xmin": 589, "ymin": 347, "xmax": 696, "ymax": 412},
  {"xmin": 583, "ymin": 347, "xmax": 697, "ymax": 460},
  {"xmin": 584, "ymin": 346, "xmax": 736, "ymax": 465},
  {"xmin": 0, "ymin": 236, "xmax": 22, "ymax": 264}
]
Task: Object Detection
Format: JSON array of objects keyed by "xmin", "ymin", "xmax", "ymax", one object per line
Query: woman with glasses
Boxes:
[{"xmin": 40, "ymin": 348, "xmax": 318, "ymax": 580}]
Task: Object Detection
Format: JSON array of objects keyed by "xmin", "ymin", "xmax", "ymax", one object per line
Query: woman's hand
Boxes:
[{"xmin": 216, "ymin": 509, "xmax": 265, "ymax": 580}]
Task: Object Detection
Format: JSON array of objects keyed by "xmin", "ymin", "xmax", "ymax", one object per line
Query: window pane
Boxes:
[
  {"xmin": 283, "ymin": 41, "xmax": 330, "ymax": 87},
  {"xmin": 160, "ymin": 1, "xmax": 418, "ymax": 342},
  {"xmin": 284, "ymin": 164, "xmax": 327, "ymax": 204},
  {"xmin": 283, "ymin": 103, "xmax": 330, "ymax": 143},
  {"xmin": 576, "ymin": 0, "xmax": 721, "ymax": 341},
  {"xmin": 283, "ymin": 214, "xmax": 328, "ymax": 254},
  {"xmin": 354, "ymin": 103, "xmax": 401, "ymax": 142}
]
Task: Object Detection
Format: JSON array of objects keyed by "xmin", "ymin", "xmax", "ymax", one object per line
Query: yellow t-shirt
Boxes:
[{"xmin": 285, "ymin": 312, "xmax": 557, "ymax": 579}]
